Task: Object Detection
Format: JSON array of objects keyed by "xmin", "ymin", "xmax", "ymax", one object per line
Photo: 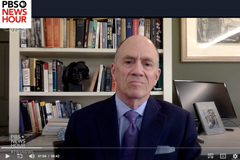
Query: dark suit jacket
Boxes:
[{"xmin": 60, "ymin": 95, "xmax": 201, "ymax": 160}]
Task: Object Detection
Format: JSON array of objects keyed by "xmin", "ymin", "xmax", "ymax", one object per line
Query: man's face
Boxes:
[{"xmin": 111, "ymin": 36, "xmax": 161, "ymax": 101}]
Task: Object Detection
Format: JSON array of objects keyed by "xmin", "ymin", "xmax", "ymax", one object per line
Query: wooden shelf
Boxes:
[
  {"xmin": 19, "ymin": 91, "xmax": 163, "ymax": 96},
  {"xmin": 19, "ymin": 48, "xmax": 163, "ymax": 58}
]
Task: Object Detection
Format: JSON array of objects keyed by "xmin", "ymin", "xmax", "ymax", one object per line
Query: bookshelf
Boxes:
[{"xmin": 9, "ymin": 18, "xmax": 172, "ymax": 133}]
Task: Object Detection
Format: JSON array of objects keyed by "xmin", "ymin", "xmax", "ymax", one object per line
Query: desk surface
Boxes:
[{"xmin": 199, "ymin": 127, "xmax": 240, "ymax": 155}]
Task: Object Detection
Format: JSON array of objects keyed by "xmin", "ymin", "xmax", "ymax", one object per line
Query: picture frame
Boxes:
[
  {"xmin": 194, "ymin": 101, "xmax": 225, "ymax": 135},
  {"xmin": 181, "ymin": 18, "xmax": 240, "ymax": 62}
]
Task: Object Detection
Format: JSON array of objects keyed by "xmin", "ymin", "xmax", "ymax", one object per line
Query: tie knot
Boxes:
[{"xmin": 125, "ymin": 110, "xmax": 139, "ymax": 123}]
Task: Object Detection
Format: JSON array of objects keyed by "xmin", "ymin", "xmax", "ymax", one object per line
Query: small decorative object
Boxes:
[
  {"xmin": 57, "ymin": 128, "xmax": 66, "ymax": 141},
  {"xmin": 62, "ymin": 61, "xmax": 89, "ymax": 91},
  {"xmin": 194, "ymin": 101, "xmax": 226, "ymax": 135}
]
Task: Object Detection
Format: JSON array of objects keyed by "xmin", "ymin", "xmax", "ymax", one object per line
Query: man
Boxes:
[{"xmin": 61, "ymin": 35, "xmax": 201, "ymax": 160}]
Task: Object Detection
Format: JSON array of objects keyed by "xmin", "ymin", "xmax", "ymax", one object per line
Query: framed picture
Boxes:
[
  {"xmin": 194, "ymin": 101, "xmax": 225, "ymax": 135},
  {"xmin": 181, "ymin": 18, "xmax": 240, "ymax": 62}
]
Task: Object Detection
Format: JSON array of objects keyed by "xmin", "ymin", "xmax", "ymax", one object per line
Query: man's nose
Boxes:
[{"xmin": 132, "ymin": 61, "xmax": 144, "ymax": 76}]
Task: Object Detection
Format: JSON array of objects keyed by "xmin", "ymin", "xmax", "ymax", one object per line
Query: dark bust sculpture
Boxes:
[{"xmin": 62, "ymin": 61, "xmax": 89, "ymax": 91}]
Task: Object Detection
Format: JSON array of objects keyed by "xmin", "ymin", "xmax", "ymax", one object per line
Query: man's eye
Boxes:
[{"xmin": 125, "ymin": 61, "xmax": 132, "ymax": 64}]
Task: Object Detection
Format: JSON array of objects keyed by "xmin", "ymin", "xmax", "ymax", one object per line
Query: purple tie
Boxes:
[{"xmin": 121, "ymin": 110, "xmax": 140, "ymax": 160}]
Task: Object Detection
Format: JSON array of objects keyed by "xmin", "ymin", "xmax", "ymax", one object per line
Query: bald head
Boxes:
[{"xmin": 114, "ymin": 35, "xmax": 159, "ymax": 68}]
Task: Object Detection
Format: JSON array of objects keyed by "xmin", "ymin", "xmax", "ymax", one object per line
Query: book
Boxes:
[
  {"xmin": 45, "ymin": 103, "xmax": 53, "ymax": 120},
  {"xmin": 151, "ymin": 18, "xmax": 156, "ymax": 46},
  {"xmin": 27, "ymin": 101, "xmax": 36, "ymax": 133},
  {"xmin": 59, "ymin": 18, "xmax": 64, "ymax": 48},
  {"xmin": 62, "ymin": 18, "xmax": 67, "ymax": 48},
  {"xmin": 97, "ymin": 64, "xmax": 105, "ymax": 92},
  {"xmin": 138, "ymin": 18, "xmax": 145, "ymax": 36},
  {"xmin": 21, "ymin": 58, "xmax": 30, "ymax": 92},
  {"xmin": 115, "ymin": 18, "xmax": 121, "ymax": 47},
  {"xmin": 95, "ymin": 22, "xmax": 100, "ymax": 49},
  {"xmin": 194, "ymin": 101, "xmax": 226, "ymax": 135},
  {"xmin": 99, "ymin": 22, "xmax": 103, "ymax": 49},
  {"xmin": 89, "ymin": 67, "xmax": 100, "ymax": 92},
  {"xmin": 84, "ymin": 18, "xmax": 90, "ymax": 48},
  {"xmin": 66, "ymin": 19, "xmax": 70, "ymax": 48},
  {"xmin": 91, "ymin": 20, "xmax": 97, "ymax": 48},
  {"xmin": 19, "ymin": 105, "xmax": 25, "ymax": 133},
  {"xmin": 100, "ymin": 67, "xmax": 106, "ymax": 91},
  {"xmin": 40, "ymin": 18, "xmax": 46, "ymax": 47},
  {"xmin": 76, "ymin": 18, "xmax": 85, "ymax": 48},
  {"xmin": 34, "ymin": 101, "xmax": 43, "ymax": 132},
  {"xmin": 105, "ymin": 67, "xmax": 112, "ymax": 92},
  {"xmin": 20, "ymin": 59, "xmax": 23, "ymax": 92},
  {"xmin": 155, "ymin": 18, "xmax": 163, "ymax": 49},
  {"xmin": 126, "ymin": 18, "xmax": 132, "ymax": 38},
  {"xmin": 144, "ymin": 19, "xmax": 151, "ymax": 39},
  {"xmin": 31, "ymin": 100, "xmax": 39, "ymax": 133},
  {"xmin": 102, "ymin": 22, "xmax": 107, "ymax": 48},
  {"xmin": 111, "ymin": 78, "xmax": 117, "ymax": 91},
  {"xmin": 29, "ymin": 58, "xmax": 37, "ymax": 91},
  {"xmin": 48, "ymin": 62, "xmax": 53, "ymax": 92},
  {"xmin": 88, "ymin": 21, "xmax": 93, "ymax": 48},
  {"xmin": 30, "ymin": 18, "xmax": 36, "ymax": 47},
  {"xmin": 55, "ymin": 100, "xmax": 62, "ymax": 118},
  {"xmin": 34, "ymin": 18, "xmax": 41, "ymax": 47},
  {"xmin": 121, "ymin": 18, "xmax": 126, "ymax": 41},
  {"xmin": 40, "ymin": 101, "xmax": 48, "ymax": 127},
  {"xmin": 35, "ymin": 60, "xmax": 45, "ymax": 91},
  {"xmin": 56, "ymin": 60, "xmax": 64, "ymax": 92},
  {"xmin": 20, "ymin": 28, "xmax": 27, "ymax": 48},
  {"xmin": 45, "ymin": 18, "xmax": 54, "ymax": 47},
  {"xmin": 69, "ymin": 18, "xmax": 75, "ymax": 48},
  {"xmin": 132, "ymin": 18, "xmax": 139, "ymax": 35},
  {"xmin": 20, "ymin": 100, "xmax": 32, "ymax": 132},
  {"xmin": 107, "ymin": 18, "xmax": 113, "ymax": 48}
]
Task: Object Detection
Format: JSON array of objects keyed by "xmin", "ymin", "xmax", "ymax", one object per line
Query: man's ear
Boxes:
[{"xmin": 110, "ymin": 63, "xmax": 116, "ymax": 80}]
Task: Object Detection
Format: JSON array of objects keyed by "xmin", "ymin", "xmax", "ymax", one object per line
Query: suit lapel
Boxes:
[
  {"xmin": 95, "ymin": 95, "xmax": 121, "ymax": 160},
  {"xmin": 137, "ymin": 96, "xmax": 167, "ymax": 160}
]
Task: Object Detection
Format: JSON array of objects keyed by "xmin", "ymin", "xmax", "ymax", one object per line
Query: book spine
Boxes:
[
  {"xmin": 57, "ymin": 61, "xmax": 63, "ymax": 91},
  {"xmin": 69, "ymin": 18, "xmax": 75, "ymax": 48},
  {"xmin": 48, "ymin": 62, "xmax": 53, "ymax": 92},
  {"xmin": 45, "ymin": 103, "xmax": 53, "ymax": 120},
  {"xmin": 155, "ymin": 18, "xmax": 163, "ymax": 49},
  {"xmin": 28, "ymin": 102, "xmax": 36, "ymax": 133},
  {"xmin": 121, "ymin": 18, "xmax": 126, "ymax": 41},
  {"xmin": 34, "ymin": 18, "xmax": 41, "ymax": 47},
  {"xmin": 107, "ymin": 18, "xmax": 113, "ymax": 48},
  {"xmin": 151, "ymin": 18, "xmax": 156, "ymax": 46},
  {"xmin": 115, "ymin": 18, "xmax": 122, "ymax": 47},
  {"xmin": 138, "ymin": 18, "xmax": 145, "ymax": 36},
  {"xmin": 60, "ymin": 102, "xmax": 67, "ymax": 118},
  {"xmin": 21, "ymin": 58, "xmax": 30, "ymax": 92},
  {"xmin": 95, "ymin": 22, "xmax": 100, "ymax": 49},
  {"xmin": 65, "ymin": 101, "xmax": 72, "ymax": 118},
  {"xmin": 59, "ymin": 18, "xmax": 64, "ymax": 48},
  {"xmin": 43, "ymin": 62, "xmax": 49, "ymax": 92},
  {"xmin": 126, "ymin": 18, "xmax": 132, "ymax": 38},
  {"xmin": 52, "ymin": 59, "xmax": 57, "ymax": 92},
  {"xmin": 99, "ymin": 22, "xmax": 103, "ymax": 49},
  {"xmin": 34, "ymin": 101, "xmax": 43, "ymax": 132},
  {"xmin": 40, "ymin": 18, "xmax": 46, "ymax": 47},
  {"xmin": 45, "ymin": 18, "xmax": 54, "ymax": 47},
  {"xmin": 20, "ymin": 29, "xmax": 27, "ymax": 48},
  {"xmin": 73, "ymin": 21, "xmax": 76, "ymax": 48},
  {"xmin": 20, "ymin": 100, "xmax": 32, "ymax": 132},
  {"xmin": 76, "ymin": 18, "xmax": 85, "ymax": 48},
  {"xmin": 29, "ymin": 58, "xmax": 36, "ymax": 91},
  {"xmin": 91, "ymin": 20, "xmax": 97, "ymax": 48},
  {"xmin": 105, "ymin": 67, "xmax": 112, "ymax": 92},
  {"xmin": 26, "ymin": 29, "xmax": 31, "ymax": 47},
  {"xmin": 40, "ymin": 101, "xmax": 47, "ymax": 127},
  {"xmin": 157, "ymin": 58, "xmax": 163, "ymax": 89},
  {"xmin": 63, "ymin": 18, "xmax": 67, "ymax": 48},
  {"xmin": 111, "ymin": 78, "xmax": 117, "ymax": 91},
  {"xmin": 84, "ymin": 19, "xmax": 90, "ymax": 48},
  {"xmin": 102, "ymin": 22, "xmax": 107, "ymax": 48},
  {"xmin": 97, "ymin": 64, "xmax": 104, "ymax": 92},
  {"xmin": 88, "ymin": 21, "xmax": 93, "ymax": 48},
  {"xmin": 30, "ymin": 18, "xmax": 36, "ymax": 47},
  {"xmin": 89, "ymin": 67, "xmax": 99, "ymax": 92},
  {"xmin": 66, "ymin": 19, "xmax": 70, "ymax": 48},
  {"xmin": 31, "ymin": 100, "xmax": 39, "ymax": 133},
  {"xmin": 55, "ymin": 100, "xmax": 62, "ymax": 118},
  {"xmin": 19, "ymin": 105, "xmax": 25, "ymax": 133},
  {"xmin": 35, "ymin": 60, "xmax": 43, "ymax": 91},
  {"xmin": 132, "ymin": 19, "xmax": 139, "ymax": 35},
  {"xmin": 20, "ymin": 59, "xmax": 22, "ymax": 92},
  {"xmin": 100, "ymin": 67, "xmax": 106, "ymax": 91},
  {"xmin": 145, "ymin": 19, "xmax": 151, "ymax": 39}
]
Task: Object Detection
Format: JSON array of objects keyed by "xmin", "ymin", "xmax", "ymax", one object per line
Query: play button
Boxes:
[{"xmin": 5, "ymin": 154, "xmax": 10, "ymax": 159}]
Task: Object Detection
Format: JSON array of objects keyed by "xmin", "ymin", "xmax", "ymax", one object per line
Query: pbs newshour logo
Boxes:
[{"xmin": 0, "ymin": 0, "xmax": 31, "ymax": 28}]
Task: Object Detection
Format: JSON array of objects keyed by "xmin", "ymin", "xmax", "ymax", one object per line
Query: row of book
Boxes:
[
  {"xmin": 19, "ymin": 99, "xmax": 82, "ymax": 133},
  {"xmin": 19, "ymin": 17, "xmax": 163, "ymax": 49}
]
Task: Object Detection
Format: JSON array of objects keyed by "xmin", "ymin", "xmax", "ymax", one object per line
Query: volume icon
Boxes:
[{"xmin": 29, "ymin": 153, "xmax": 35, "ymax": 159}]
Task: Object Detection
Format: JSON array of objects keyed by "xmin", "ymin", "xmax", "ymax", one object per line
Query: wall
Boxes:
[
  {"xmin": 0, "ymin": 29, "xmax": 9, "ymax": 135},
  {"xmin": 172, "ymin": 18, "xmax": 240, "ymax": 127}
]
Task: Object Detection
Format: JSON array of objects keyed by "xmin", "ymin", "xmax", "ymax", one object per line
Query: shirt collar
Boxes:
[{"xmin": 115, "ymin": 94, "xmax": 147, "ymax": 119}]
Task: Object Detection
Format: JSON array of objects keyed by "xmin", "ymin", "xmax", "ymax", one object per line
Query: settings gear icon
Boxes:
[{"xmin": 233, "ymin": 153, "xmax": 238, "ymax": 159}]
